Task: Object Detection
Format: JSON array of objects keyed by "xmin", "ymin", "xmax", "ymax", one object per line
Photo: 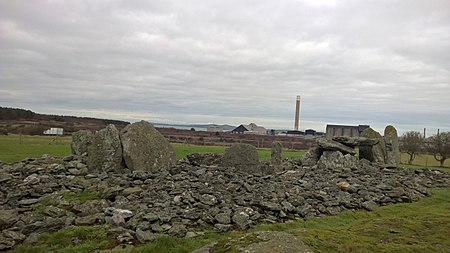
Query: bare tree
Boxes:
[
  {"xmin": 400, "ymin": 131, "xmax": 423, "ymax": 164},
  {"xmin": 428, "ymin": 132, "xmax": 450, "ymax": 167}
]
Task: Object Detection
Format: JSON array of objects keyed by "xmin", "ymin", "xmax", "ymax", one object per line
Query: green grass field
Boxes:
[
  {"xmin": 0, "ymin": 135, "xmax": 303, "ymax": 163},
  {"xmin": 0, "ymin": 134, "xmax": 72, "ymax": 163},
  {"xmin": 401, "ymin": 153, "xmax": 450, "ymax": 168},
  {"xmin": 1, "ymin": 135, "xmax": 449, "ymax": 171},
  {"xmin": 11, "ymin": 188, "xmax": 450, "ymax": 253}
]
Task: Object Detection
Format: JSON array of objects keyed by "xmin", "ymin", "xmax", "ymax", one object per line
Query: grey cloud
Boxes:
[{"xmin": 1, "ymin": 0, "xmax": 449, "ymax": 134}]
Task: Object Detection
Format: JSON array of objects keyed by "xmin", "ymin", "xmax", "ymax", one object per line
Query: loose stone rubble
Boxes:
[{"xmin": 0, "ymin": 123, "xmax": 449, "ymax": 251}]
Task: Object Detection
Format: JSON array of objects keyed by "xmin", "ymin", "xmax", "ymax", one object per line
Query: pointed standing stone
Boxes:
[
  {"xmin": 384, "ymin": 125, "xmax": 400, "ymax": 166},
  {"xmin": 270, "ymin": 141, "xmax": 283, "ymax": 165}
]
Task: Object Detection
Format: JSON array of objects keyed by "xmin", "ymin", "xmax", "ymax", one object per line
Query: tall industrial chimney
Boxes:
[{"xmin": 294, "ymin": 95, "xmax": 300, "ymax": 130}]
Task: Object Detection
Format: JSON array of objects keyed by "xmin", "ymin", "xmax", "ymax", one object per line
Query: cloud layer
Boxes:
[{"xmin": 1, "ymin": 0, "xmax": 449, "ymax": 134}]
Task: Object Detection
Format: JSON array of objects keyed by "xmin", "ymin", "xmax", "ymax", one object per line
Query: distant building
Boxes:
[
  {"xmin": 207, "ymin": 125, "xmax": 223, "ymax": 132},
  {"xmin": 326, "ymin": 124, "xmax": 369, "ymax": 139},
  {"xmin": 231, "ymin": 123, "xmax": 267, "ymax": 135},
  {"xmin": 304, "ymin": 129, "xmax": 316, "ymax": 136},
  {"xmin": 286, "ymin": 130, "xmax": 304, "ymax": 136},
  {"xmin": 43, "ymin": 128, "xmax": 64, "ymax": 135}
]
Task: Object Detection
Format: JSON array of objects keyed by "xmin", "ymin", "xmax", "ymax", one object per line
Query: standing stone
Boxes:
[
  {"xmin": 87, "ymin": 125, "xmax": 123, "ymax": 172},
  {"xmin": 71, "ymin": 130, "xmax": 93, "ymax": 155},
  {"xmin": 120, "ymin": 121, "xmax": 176, "ymax": 171},
  {"xmin": 270, "ymin": 141, "xmax": 283, "ymax": 165},
  {"xmin": 360, "ymin": 128, "xmax": 385, "ymax": 164},
  {"xmin": 300, "ymin": 147, "xmax": 322, "ymax": 166},
  {"xmin": 384, "ymin": 125, "xmax": 400, "ymax": 166},
  {"xmin": 221, "ymin": 143, "xmax": 259, "ymax": 170}
]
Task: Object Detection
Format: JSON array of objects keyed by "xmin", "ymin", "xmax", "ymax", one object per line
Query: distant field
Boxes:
[
  {"xmin": 0, "ymin": 135, "xmax": 72, "ymax": 163},
  {"xmin": 0, "ymin": 135, "xmax": 304, "ymax": 163},
  {"xmin": 1, "ymin": 135, "xmax": 449, "ymax": 172},
  {"xmin": 172, "ymin": 143, "xmax": 304, "ymax": 161},
  {"xmin": 400, "ymin": 153, "xmax": 450, "ymax": 168}
]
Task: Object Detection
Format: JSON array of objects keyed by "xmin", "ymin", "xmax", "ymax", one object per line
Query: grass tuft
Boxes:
[
  {"xmin": 9, "ymin": 226, "xmax": 113, "ymax": 253},
  {"xmin": 62, "ymin": 192, "xmax": 102, "ymax": 203}
]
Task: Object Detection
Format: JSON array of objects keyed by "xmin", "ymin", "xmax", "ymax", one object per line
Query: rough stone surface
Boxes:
[
  {"xmin": 87, "ymin": 124, "xmax": 123, "ymax": 173},
  {"xmin": 317, "ymin": 138, "xmax": 356, "ymax": 155},
  {"xmin": 384, "ymin": 125, "xmax": 401, "ymax": 166},
  {"xmin": 360, "ymin": 128, "xmax": 386, "ymax": 164},
  {"xmin": 221, "ymin": 143, "xmax": 259, "ymax": 169},
  {"xmin": 71, "ymin": 130, "xmax": 93, "ymax": 155},
  {"xmin": 300, "ymin": 147, "xmax": 322, "ymax": 166},
  {"xmin": 317, "ymin": 151, "xmax": 345, "ymax": 170},
  {"xmin": 0, "ymin": 210, "xmax": 19, "ymax": 229},
  {"xmin": 270, "ymin": 141, "xmax": 283, "ymax": 165},
  {"xmin": 0, "ymin": 152, "xmax": 449, "ymax": 251},
  {"xmin": 120, "ymin": 121, "xmax": 176, "ymax": 172},
  {"xmin": 332, "ymin": 136, "xmax": 379, "ymax": 147},
  {"xmin": 186, "ymin": 153, "xmax": 222, "ymax": 167}
]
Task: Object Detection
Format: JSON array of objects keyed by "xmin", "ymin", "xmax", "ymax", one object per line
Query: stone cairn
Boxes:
[
  {"xmin": 301, "ymin": 125, "xmax": 402, "ymax": 169},
  {"xmin": 0, "ymin": 123, "xmax": 449, "ymax": 251}
]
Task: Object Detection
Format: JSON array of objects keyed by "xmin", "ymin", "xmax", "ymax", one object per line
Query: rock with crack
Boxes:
[{"xmin": 120, "ymin": 121, "xmax": 176, "ymax": 172}]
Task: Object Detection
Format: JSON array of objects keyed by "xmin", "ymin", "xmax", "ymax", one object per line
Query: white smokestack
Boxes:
[{"xmin": 294, "ymin": 95, "xmax": 300, "ymax": 130}]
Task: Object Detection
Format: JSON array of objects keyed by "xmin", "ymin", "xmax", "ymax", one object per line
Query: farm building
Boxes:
[
  {"xmin": 326, "ymin": 124, "xmax": 369, "ymax": 139},
  {"xmin": 231, "ymin": 123, "xmax": 267, "ymax": 135},
  {"xmin": 43, "ymin": 128, "xmax": 64, "ymax": 135}
]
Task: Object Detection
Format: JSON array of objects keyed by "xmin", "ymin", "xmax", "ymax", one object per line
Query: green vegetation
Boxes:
[
  {"xmin": 172, "ymin": 143, "xmax": 304, "ymax": 161},
  {"xmin": 401, "ymin": 153, "xmax": 450, "ymax": 169},
  {"xmin": 62, "ymin": 191, "xmax": 102, "ymax": 203},
  {"xmin": 0, "ymin": 135, "xmax": 304, "ymax": 163},
  {"xmin": 10, "ymin": 226, "xmax": 113, "ymax": 253},
  {"xmin": 0, "ymin": 134, "xmax": 72, "ymax": 163},
  {"xmin": 288, "ymin": 188, "xmax": 450, "ymax": 253},
  {"xmin": 12, "ymin": 188, "xmax": 450, "ymax": 253}
]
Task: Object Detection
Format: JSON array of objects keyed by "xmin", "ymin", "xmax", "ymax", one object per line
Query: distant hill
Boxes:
[
  {"xmin": 152, "ymin": 122, "xmax": 236, "ymax": 131},
  {"xmin": 0, "ymin": 107, "xmax": 129, "ymax": 135}
]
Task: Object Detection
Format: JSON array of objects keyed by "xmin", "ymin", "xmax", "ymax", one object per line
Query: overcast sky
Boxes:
[{"xmin": 1, "ymin": 0, "xmax": 449, "ymax": 134}]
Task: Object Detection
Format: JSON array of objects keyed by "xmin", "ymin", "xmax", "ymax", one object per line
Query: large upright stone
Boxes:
[
  {"xmin": 71, "ymin": 130, "xmax": 93, "ymax": 155},
  {"xmin": 384, "ymin": 125, "xmax": 400, "ymax": 166},
  {"xmin": 270, "ymin": 141, "xmax": 283, "ymax": 165},
  {"xmin": 120, "ymin": 121, "xmax": 176, "ymax": 171},
  {"xmin": 221, "ymin": 143, "xmax": 259, "ymax": 169},
  {"xmin": 360, "ymin": 128, "xmax": 385, "ymax": 164},
  {"xmin": 87, "ymin": 125, "xmax": 123, "ymax": 172}
]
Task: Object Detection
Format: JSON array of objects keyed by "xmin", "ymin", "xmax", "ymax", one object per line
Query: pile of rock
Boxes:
[
  {"xmin": 0, "ymin": 123, "xmax": 449, "ymax": 251},
  {"xmin": 301, "ymin": 125, "xmax": 401, "ymax": 169},
  {"xmin": 1, "ymin": 153, "xmax": 449, "ymax": 250}
]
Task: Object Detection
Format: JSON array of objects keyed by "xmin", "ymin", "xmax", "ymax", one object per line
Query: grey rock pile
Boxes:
[
  {"xmin": 303, "ymin": 125, "xmax": 402, "ymax": 168},
  {"xmin": 0, "ymin": 152, "xmax": 449, "ymax": 250}
]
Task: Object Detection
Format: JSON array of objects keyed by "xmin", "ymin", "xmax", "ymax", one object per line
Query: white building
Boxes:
[
  {"xmin": 43, "ymin": 128, "xmax": 64, "ymax": 135},
  {"xmin": 231, "ymin": 123, "xmax": 267, "ymax": 135}
]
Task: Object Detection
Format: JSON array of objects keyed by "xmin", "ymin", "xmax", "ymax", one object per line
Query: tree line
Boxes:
[
  {"xmin": 400, "ymin": 131, "xmax": 450, "ymax": 167},
  {"xmin": 0, "ymin": 107, "xmax": 129, "ymax": 126}
]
